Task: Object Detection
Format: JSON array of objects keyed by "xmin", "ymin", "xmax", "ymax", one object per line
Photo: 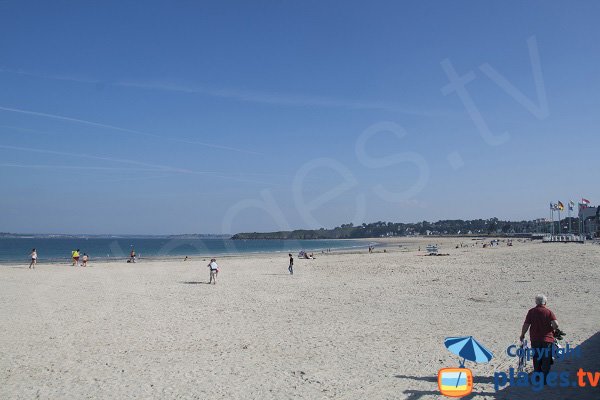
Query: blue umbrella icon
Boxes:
[{"xmin": 444, "ymin": 336, "xmax": 493, "ymax": 387}]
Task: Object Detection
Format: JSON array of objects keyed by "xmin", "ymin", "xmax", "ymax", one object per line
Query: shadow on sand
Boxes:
[
  {"xmin": 395, "ymin": 375, "xmax": 497, "ymax": 399},
  {"xmin": 180, "ymin": 281, "xmax": 210, "ymax": 285},
  {"xmin": 495, "ymin": 330, "xmax": 600, "ymax": 399},
  {"xmin": 399, "ymin": 389, "xmax": 498, "ymax": 400},
  {"xmin": 394, "ymin": 374, "xmax": 497, "ymax": 384},
  {"xmin": 396, "ymin": 331, "xmax": 600, "ymax": 399}
]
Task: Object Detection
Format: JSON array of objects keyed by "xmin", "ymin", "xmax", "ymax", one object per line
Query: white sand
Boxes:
[{"xmin": 1, "ymin": 238, "xmax": 599, "ymax": 399}]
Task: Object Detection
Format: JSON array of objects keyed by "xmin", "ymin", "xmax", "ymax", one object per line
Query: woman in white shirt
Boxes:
[{"xmin": 29, "ymin": 248, "xmax": 37, "ymax": 269}]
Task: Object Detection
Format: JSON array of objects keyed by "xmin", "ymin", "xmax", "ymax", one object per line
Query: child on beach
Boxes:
[
  {"xmin": 82, "ymin": 253, "xmax": 89, "ymax": 267},
  {"xmin": 208, "ymin": 258, "xmax": 219, "ymax": 284},
  {"xmin": 288, "ymin": 253, "xmax": 293, "ymax": 275},
  {"xmin": 29, "ymin": 249, "xmax": 37, "ymax": 269}
]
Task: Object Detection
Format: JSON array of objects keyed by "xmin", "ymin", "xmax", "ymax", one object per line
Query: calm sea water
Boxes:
[{"xmin": 0, "ymin": 238, "xmax": 370, "ymax": 264}]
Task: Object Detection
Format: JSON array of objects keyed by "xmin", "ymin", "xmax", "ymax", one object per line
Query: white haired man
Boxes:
[
  {"xmin": 519, "ymin": 294, "xmax": 559, "ymax": 384},
  {"xmin": 208, "ymin": 258, "xmax": 219, "ymax": 285}
]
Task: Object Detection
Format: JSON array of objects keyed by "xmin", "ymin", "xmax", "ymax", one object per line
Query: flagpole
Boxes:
[
  {"xmin": 568, "ymin": 205, "xmax": 572, "ymax": 234},
  {"xmin": 579, "ymin": 201, "xmax": 583, "ymax": 236},
  {"xmin": 579, "ymin": 202, "xmax": 584, "ymax": 235}
]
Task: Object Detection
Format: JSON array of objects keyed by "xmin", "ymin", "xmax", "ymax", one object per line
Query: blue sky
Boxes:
[{"xmin": 1, "ymin": 1, "xmax": 598, "ymax": 234}]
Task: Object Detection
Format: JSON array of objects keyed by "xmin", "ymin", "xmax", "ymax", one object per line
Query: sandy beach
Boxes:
[{"xmin": 1, "ymin": 238, "xmax": 598, "ymax": 399}]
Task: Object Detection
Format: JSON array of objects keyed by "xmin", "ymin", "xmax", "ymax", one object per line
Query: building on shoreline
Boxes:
[{"xmin": 579, "ymin": 205, "xmax": 599, "ymax": 237}]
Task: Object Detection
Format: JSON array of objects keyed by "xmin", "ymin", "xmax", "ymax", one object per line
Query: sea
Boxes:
[{"xmin": 0, "ymin": 237, "xmax": 371, "ymax": 264}]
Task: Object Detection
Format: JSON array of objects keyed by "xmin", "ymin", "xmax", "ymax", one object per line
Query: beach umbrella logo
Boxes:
[
  {"xmin": 438, "ymin": 336, "xmax": 493, "ymax": 397},
  {"xmin": 438, "ymin": 368, "xmax": 473, "ymax": 398}
]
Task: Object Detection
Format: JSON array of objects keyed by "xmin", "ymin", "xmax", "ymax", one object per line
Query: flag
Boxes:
[
  {"xmin": 569, "ymin": 201, "xmax": 575, "ymax": 211},
  {"xmin": 557, "ymin": 201, "xmax": 564, "ymax": 211},
  {"xmin": 581, "ymin": 198, "xmax": 590, "ymax": 205}
]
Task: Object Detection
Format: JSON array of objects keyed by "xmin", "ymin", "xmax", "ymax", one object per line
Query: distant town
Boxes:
[
  {"xmin": 233, "ymin": 214, "xmax": 598, "ymax": 239},
  {"xmin": 3, "ymin": 210, "xmax": 598, "ymax": 241}
]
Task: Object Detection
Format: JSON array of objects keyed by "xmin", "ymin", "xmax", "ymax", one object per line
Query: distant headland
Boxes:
[
  {"xmin": 0, "ymin": 216, "xmax": 584, "ymax": 241},
  {"xmin": 231, "ymin": 217, "xmax": 572, "ymax": 239}
]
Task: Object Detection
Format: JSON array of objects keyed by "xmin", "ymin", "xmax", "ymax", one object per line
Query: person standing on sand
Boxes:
[
  {"xmin": 288, "ymin": 253, "xmax": 294, "ymax": 275},
  {"xmin": 72, "ymin": 249, "xmax": 80, "ymax": 266},
  {"xmin": 519, "ymin": 294, "xmax": 560, "ymax": 385},
  {"xmin": 129, "ymin": 247, "xmax": 136, "ymax": 263},
  {"xmin": 29, "ymin": 248, "xmax": 37, "ymax": 269},
  {"xmin": 82, "ymin": 253, "xmax": 89, "ymax": 267},
  {"xmin": 208, "ymin": 258, "xmax": 219, "ymax": 284}
]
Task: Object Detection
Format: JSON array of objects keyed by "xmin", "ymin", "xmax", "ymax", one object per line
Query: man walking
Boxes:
[
  {"xmin": 208, "ymin": 258, "xmax": 219, "ymax": 284},
  {"xmin": 288, "ymin": 253, "xmax": 294, "ymax": 275},
  {"xmin": 519, "ymin": 294, "xmax": 559, "ymax": 384}
]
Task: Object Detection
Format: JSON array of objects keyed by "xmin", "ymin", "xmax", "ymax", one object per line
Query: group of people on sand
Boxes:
[
  {"xmin": 198, "ymin": 257, "xmax": 563, "ymax": 385},
  {"xmin": 28, "ymin": 248, "xmax": 91, "ymax": 268},
  {"xmin": 298, "ymin": 250, "xmax": 315, "ymax": 259},
  {"xmin": 71, "ymin": 249, "xmax": 89, "ymax": 267},
  {"xmin": 204, "ymin": 253, "xmax": 298, "ymax": 282},
  {"xmin": 201, "ymin": 252, "xmax": 299, "ymax": 283},
  {"xmin": 24, "ymin": 241, "xmax": 566, "ymax": 387},
  {"xmin": 27, "ymin": 246, "xmax": 141, "ymax": 268}
]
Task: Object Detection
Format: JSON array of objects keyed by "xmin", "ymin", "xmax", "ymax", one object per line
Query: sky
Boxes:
[{"xmin": 1, "ymin": 1, "xmax": 599, "ymax": 234}]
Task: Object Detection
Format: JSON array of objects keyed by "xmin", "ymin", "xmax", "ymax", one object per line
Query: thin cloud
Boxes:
[
  {"xmin": 0, "ymin": 125, "xmax": 56, "ymax": 135},
  {"xmin": 119, "ymin": 80, "xmax": 445, "ymax": 117},
  {"xmin": 1, "ymin": 67, "xmax": 450, "ymax": 117},
  {"xmin": 94, "ymin": 173, "xmax": 176, "ymax": 184},
  {"xmin": 0, "ymin": 105, "xmax": 261, "ymax": 155},
  {"xmin": 0, "ymin": 144, "xmax": 280, "ymax": 186},
  {"xmin": 0, "ymin": 144, "xmax": 190, "ymax": 173},
  {"xmin": 0, "ymin": 67, "xmax": 99, "ymax": 85},
  {"xmin": 0, "ymin": 163, "xmax": 170, "ymax": 172}
]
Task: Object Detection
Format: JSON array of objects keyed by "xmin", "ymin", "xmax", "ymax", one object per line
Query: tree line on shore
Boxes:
[{"xmin": 230, "ymin": 218, "xmax": 561, "ymax": 240}]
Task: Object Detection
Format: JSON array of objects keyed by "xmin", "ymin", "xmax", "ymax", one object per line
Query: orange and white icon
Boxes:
[{"xmin": 438, "ymin": 367, "xmax": 473, "ymax": 397}]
